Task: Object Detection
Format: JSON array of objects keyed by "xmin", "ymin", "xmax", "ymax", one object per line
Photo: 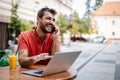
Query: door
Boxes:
[{"xmin": 0, "ymin": 22, "xmax": 8, "ymax": 50}]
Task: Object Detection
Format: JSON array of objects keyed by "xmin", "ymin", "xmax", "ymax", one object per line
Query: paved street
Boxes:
[{"xmin": 61, "ymin": 40, "xmax": 120, "ymax": 80}]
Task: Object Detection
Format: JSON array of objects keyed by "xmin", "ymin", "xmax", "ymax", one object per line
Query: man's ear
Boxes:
[{"xmin": 37, "ymin": 16, "xmax": 40, "ymax": 21}]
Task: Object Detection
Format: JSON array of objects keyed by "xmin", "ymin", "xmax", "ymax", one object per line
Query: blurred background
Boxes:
[{"xmin": 0, "ymin": 0, "xmax": 120, "ymax": 66}]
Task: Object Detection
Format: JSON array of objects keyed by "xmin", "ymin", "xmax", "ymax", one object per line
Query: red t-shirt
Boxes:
[{"xmin": 18, "ymin": 29, "xmax": 53, "ymax": 64}]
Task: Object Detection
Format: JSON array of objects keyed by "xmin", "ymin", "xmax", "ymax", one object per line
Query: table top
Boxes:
[{"xmin": 0, "ymin": 64, "xmax": 77, "ymax": 80}]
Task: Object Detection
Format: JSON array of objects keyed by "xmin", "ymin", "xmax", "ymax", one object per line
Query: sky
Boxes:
[{"xmin": 72, "ymin": 0, "xmax": 120, "ymax": 18}]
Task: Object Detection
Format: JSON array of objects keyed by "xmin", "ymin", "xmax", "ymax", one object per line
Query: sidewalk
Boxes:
[
  {"xmin": 71, "ymin": 40, "xmax": 120, "ymax": 80},
  {"xmin": 61, "ymin": 42, "xmax": 108, "ymax": 71}
]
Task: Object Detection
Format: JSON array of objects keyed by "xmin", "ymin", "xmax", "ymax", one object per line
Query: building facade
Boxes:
[
  {"xmin": 0, "ymin": 0, "xmax": 72, "ymax": 24},
  {"xmin": 91, "ymin": 1, "xmax": 120, "ymax": 39},
  {"xmin": 0, "ymin": 0, "xmax": 72, "ymax": 49}
]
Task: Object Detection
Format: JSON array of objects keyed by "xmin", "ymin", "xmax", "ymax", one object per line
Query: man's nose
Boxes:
[
  {"xmin": 49, "ymin": 19, "xmax": 54, "ymax": 25},
  {"xmin": 50, "ymin": 19, "xmax": 55, "ymax": 23}
]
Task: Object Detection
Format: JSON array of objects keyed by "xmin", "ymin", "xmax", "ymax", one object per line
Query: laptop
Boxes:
[{"xmin": 22, "ymin": 51, "xmax": 82, "ymax": 77}]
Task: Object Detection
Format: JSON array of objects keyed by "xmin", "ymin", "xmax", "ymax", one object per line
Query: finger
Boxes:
[
  {"xmin": 38, "ymin": 53, "xmax": 48, "ymax": 57},
  {"xmin": 45, "ymin": 56, "xmax": 53, "ymax": 59},
  {"xmin": 43, "ymin": 53, "xmax": 49, "ymax": 56},
  {"xmin": 55, "ymin": 29, "xmax": 58, "ymax": 33}
]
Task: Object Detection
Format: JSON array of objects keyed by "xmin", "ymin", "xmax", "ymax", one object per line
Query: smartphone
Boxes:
[{"xmin": 51, "ymin": 26, "xmax": 55, "ymax": 33}]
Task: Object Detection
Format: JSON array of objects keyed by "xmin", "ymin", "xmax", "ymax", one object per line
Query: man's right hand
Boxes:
[{"xmin": 34, "ymin": 53, "xmax": 53, "ymax": 63}]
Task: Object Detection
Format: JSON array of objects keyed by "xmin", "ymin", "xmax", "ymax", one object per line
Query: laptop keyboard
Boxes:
[{"xmin": 34, "ymin": 68, "xmax": 45, "ymax": 74}]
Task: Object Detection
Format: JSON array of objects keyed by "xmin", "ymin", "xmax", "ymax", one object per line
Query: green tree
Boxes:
[
  {"xmin": 9, "ymin": 1, "xmax": 22, "ymax": 44},
  {"xmin": 84, "ymin": 0, "xmax": 91, "ymax": 19},
  {"xmin": 83, "ymin": 0, "xmax": 103, "ymax": 34},
  {"xmin": 84, "ymin": 0, "xmax": 103, "ymax": 18},
  {"xmin": 21, "ymin": 22, "xmax": 34, "ymax": 32},
  {"xmin": 56, "ymin": 13, "xmax": 69, "ymax": 43},
  {"xmin": 93, "ymin": 0, "xmax": 103, "ymax": 10},
  {"xmin": 78, "ymin": 21, "xmax": 88, "ymax": 34},
  {"xmin": 71, "ymin": 12, "xmax": 80, "ymax": 36},
  {"xmin": 71, "ymin": 11, "xmax": 88, "ymax": 36},
  {"xmin": 9, "ymin": 1, "xmax": 21, "ymax": 31},
  {"xmin": 83, "ymin": 18, "xmax": 92, "ymax": 33}
]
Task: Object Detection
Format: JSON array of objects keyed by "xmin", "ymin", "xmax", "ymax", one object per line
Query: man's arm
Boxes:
[
  {"xmin": 51, "ymin": 26, "xmax": 61, "ymax": 55},
  {"xmin": 18, "ymin": 49, "xmax": 53, "ymax": 68},
  {"xmin": 18, "ymin": 49, "xmax": 35, "ymax": 68},
  {"xmin": 51, "ymin": 35, "xmax": 61, "ymax": 55}
]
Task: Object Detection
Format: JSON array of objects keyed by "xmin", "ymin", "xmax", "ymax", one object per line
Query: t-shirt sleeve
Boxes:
[{"xmin": 18, "ymin": 33, "xmax": 28, "ymax": 49}]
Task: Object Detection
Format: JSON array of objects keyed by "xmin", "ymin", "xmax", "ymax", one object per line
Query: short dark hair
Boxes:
[{"xmin": 37, "ymin": 7, "xmax": 57, "ymax": 18}]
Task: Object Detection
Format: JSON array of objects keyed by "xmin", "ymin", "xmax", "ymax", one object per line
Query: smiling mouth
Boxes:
[{"xmin": 46, "ymin": 25, "xmax": 52, "ymax": 32}]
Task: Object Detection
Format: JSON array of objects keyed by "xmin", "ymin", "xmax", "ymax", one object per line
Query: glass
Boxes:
[{"xmin": 8, "ymin": 54, "xmax": 17, "ymax": 70}]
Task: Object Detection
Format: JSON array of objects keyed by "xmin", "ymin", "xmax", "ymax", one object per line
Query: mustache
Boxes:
[{"xmin": 46, "ymin": 23, "xmax": 54, "ymax": 27}]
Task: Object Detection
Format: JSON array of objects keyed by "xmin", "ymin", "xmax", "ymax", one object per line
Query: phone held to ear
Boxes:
[
  {"xmin": 51, "ymin": 26, "xmax": 55, "ymax": 33},
  {"xmin": 51, "ymin": 26, "xmax": 58, "ymax": 34}
]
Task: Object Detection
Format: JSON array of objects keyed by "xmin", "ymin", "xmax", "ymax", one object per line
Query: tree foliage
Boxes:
[
  {"xmin": 21, "ymin": 22, "xmax": 34, "ymax": 32},
  {"xmin": 71, "ymin": 12, "xmax": 80, "ymax": 36},
  {"xmin": 56, "ymin": 13, "xmax": 70, "ymax": 43},
  {"xmin": 56, "ymin": 12, "xmax": 89, "ymax": 38},
  {"xmin": 83, "ymin": 0, "xmax": 103, "ymax": 34},
  {"xmin": 71, "ymin": 11, "xmax": 88, "ymax": 36},
  {"xmin": 9, "ymin": 3, "xmax": 21, "ymax": 31},
  {"xmin": 56, "ymin": 13, "xmax": 69, "ymax": 35},
  {"xmin": 8, "ymin": 1, "xmax": 22, "ymax": 44},
  {"xmin": 84, "ymin": 0, "xmax": 91, "ymax": 18},
  {"xmin": 93, "ymin": 0, "xmax": 103, "ymax": 10},
  {"xmin": 84, "ymin": 0, "xmax": 103, "ymax": 18}
]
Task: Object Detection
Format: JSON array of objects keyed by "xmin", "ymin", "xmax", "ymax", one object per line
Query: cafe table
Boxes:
[{"xmin": 0, "ymin": 64, "xmax": 77, "ymax": 80}]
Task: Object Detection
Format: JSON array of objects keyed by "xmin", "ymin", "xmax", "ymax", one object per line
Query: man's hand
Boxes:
[
  {"xmin": 52, "ymin": 24, "xmax": 60, "ymax": 36},
  {"xmin": 51, "ymin": 24, "xmax": 61, "ymax": 55},
  {"xmin": 34, "ymin": 53, "xmax": 53, "ymax": 63},
  {"xmin": 51, "ymin": 24, "xmax": 61, "ymax": 42},
  {"xmin": 18, "ymin": 49, "xmax": 53, "ymax": 68}
]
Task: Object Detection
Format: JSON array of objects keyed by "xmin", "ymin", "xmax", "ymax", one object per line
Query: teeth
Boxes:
[{"xmin": 47, "ymin": 26, "xmax": 51, "ymax": 31}]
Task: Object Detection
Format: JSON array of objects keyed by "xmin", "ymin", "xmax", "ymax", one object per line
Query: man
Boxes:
[{"xmin": 18, "ymin": 7, "xmax": 61, "ymax": 68}]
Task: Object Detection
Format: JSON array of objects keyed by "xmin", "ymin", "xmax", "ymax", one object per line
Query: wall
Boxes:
[{"xmin": 92, "ymin": 16, "xmax": 120, "ymax": 38}]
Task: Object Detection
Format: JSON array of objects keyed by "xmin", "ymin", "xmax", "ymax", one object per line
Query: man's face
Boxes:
[{"xmin": 37, "ymin": 11, "xmax": 56, "ymax": 33}]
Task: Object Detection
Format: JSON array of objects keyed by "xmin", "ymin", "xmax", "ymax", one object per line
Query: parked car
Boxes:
[
  {"xmin": 70, "ymin": 36, "xmax": 87, "ymax": 42},
  {"xmin": 93, "ymin": 36, "xmax": 105, "ymax": 43}
]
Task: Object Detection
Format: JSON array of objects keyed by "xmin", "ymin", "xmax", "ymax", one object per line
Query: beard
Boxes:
[
  {"xmin": 38, "ymin": 20, "xmax": 54, "ymax": 33},
  {"xmin": 40, "ymin": 25, "xmax": 53, "ymax": 33}
]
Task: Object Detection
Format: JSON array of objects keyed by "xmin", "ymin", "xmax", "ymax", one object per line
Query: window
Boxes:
[
  {"xmin": 112, "ymin": 32, "xmax": 115, "ymax": 36},
  {"xmin": 17, "ymin": 0, "xmax": 24, "ymax": 6},
  {"xmin": 34, "ymin": 1, "xmax": 40, "ymax": 12},
  {"xmin": 112, "ymin": 20, "xmax": 115, "ymax": 26}
]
